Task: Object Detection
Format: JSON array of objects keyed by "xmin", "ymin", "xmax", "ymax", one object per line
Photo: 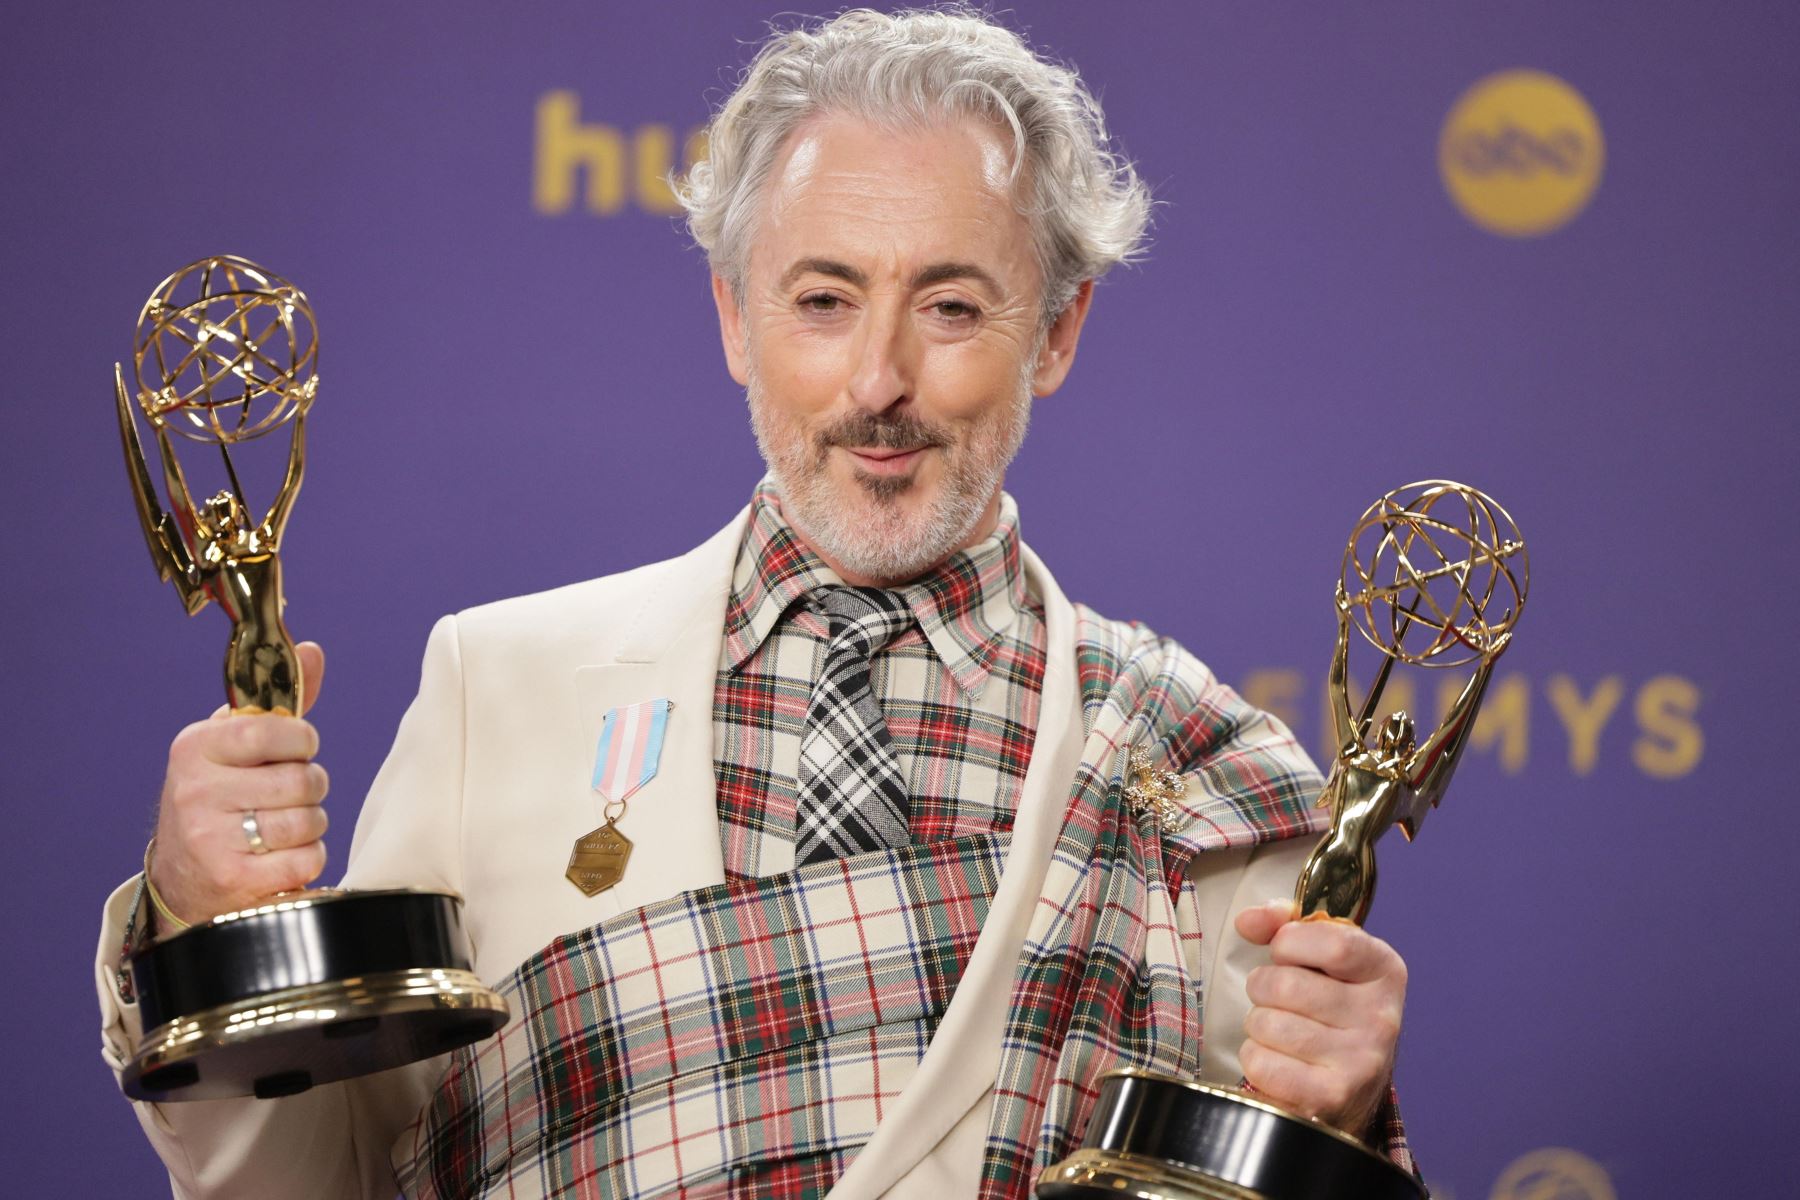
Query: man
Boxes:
[{"xmin": 96, "ymin": 9, "xmax": 1414, "ymax": 1197}]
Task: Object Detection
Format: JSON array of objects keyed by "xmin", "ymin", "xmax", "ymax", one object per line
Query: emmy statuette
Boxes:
[
  {"xmin": 1039, "ymin": 481, "xmax": 1529, "ymax": 1200},
  {"xmin": 114, "ymin": 257, "xmax": 509, "ymax": 1102}
]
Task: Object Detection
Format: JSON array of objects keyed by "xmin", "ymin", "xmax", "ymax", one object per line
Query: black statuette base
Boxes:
[
  {"xmin": 121, "ymin": 889, "xmax": 508, "ymax": 1102},
  {"xmin": 1036, "ymin": 1070, "xmax": 1423, "ymax": 1200}
]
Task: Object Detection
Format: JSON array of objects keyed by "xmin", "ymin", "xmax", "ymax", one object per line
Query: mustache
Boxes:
[{"xmin": 815, "ymin": 411, "xmax": 949, "ymax": 452}]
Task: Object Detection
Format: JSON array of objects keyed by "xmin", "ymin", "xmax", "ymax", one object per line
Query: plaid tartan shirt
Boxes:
[
  {"xmin": 714, "ymin": 481, "xmax": 1045, "ymax": 880},
  {"xmin": 394, "ymin": 492, "xmax": 1419, "ymax": 1198}
]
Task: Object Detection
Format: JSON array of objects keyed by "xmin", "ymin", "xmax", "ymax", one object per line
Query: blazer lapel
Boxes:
[{"xmin": 564, "ymin": 509, "xmax": 746, "ymax": 919}]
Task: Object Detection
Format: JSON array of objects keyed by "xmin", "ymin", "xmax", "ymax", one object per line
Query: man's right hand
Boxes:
[{"xmin": 148, "ymin": 641, "xmax": 331, "ymax": 927}]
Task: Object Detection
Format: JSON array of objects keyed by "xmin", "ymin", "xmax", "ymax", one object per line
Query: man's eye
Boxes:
[
  {"xmin": 799, "ymin": 293, "xmax": 841, "ymax": 313},
  {"xmin": 933, "ymin": 300, "xmax": 979, "ymax": 320}
]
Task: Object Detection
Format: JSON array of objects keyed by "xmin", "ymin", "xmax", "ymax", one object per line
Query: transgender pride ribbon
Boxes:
[{"xmin": 591, "ymin": 698, "xmax": 672, "ymax": 804}]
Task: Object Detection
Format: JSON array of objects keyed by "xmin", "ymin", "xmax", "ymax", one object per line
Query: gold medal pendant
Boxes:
[{"xmin": 565, "ymin": 820, "xmax": 633, "ymax": 896}]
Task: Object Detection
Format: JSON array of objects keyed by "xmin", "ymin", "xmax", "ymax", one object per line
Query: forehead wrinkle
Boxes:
[
  {"xmin": 755, "ymin": 116, "xmax": 1034, "ymax": 299},
  {"xmin": 770, "ymin": 114, "xmax": 1014, "ymax": 209}
]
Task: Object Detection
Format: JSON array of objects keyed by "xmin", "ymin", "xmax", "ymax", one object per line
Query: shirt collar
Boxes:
[{"xmin": 722, "ymin": 477, "xmax": 1030, "ymax": 698}]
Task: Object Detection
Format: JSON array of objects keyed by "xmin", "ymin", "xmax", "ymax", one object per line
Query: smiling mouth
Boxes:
[{"xmin": 842, "ymin": 445, "xmax": 931, "ymax": 475}]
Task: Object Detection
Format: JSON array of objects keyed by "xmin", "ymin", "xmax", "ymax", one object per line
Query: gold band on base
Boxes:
[
  {"xmin": 1039, "ymin": 1148, "xmax": 1266, "ymax": 1200},
  {"xmin": 125, "ymin": 966, "xmax": 508, "ymax": 1101}
]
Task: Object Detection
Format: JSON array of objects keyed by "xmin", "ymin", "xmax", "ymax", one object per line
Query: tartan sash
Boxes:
[
  {"xmin": 975, "ymin": 607, "xmax": 1326, "ymax": 1194},
  {"xmin": 395, "ymin": 833, "xmax": 1007, "ymax": 1198}
]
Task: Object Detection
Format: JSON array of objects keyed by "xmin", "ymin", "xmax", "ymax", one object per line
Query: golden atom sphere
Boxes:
[
  {"xmin": 1341, "ymin": 480, "xmax": 1528, "ymax": 669},
  {"xmin": 132, "ymin": 255, "xmax": 317, "ymax": 444}
]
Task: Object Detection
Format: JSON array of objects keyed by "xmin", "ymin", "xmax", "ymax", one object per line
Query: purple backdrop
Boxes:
[{"xmin": 5, "ymin": 2, "xmax": 1797, "ymax": 1195}]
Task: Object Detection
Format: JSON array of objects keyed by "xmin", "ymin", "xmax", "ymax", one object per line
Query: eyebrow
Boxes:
[
  {"xmin": 911, "ymin": 261, "xmax": 1001, "ymax": 294},
  {"xmin": 780, "ymin": 257, "xmax": 866, "ymax": 289},
  {"xmin": 779, "ymin": 257, "xmax": 1003, "ymax": 296}
]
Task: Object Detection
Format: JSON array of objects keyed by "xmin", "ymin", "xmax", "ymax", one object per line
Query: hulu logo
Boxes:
[{"xmin": 533, "ymin": 91, "xmax": 707, "ymax": 217}]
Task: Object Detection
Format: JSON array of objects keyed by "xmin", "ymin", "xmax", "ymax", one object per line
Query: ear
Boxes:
[
  {"xmin": 1031, "ymin": 279, "xmax": 1095, "ymax": 398},
  {"xmin": 712, "ymin": 273, "xmax": 750, "ymax": 387}
]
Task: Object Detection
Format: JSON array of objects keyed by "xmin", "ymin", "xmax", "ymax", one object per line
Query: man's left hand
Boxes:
[{"xmin": 1233, "ymin": 900, "xmax": 1407, "ymax": 1135}]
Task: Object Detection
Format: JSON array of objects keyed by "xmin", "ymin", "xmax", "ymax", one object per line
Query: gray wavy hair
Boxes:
[{"xmin": 674, "ymin": 6, "xmax": 1153, "ymax": 322}]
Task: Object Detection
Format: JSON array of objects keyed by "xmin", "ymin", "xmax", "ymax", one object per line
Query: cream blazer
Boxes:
[{"xmin": 95, "ymin": 507, "xmax": 1311, "ymax": 1199}]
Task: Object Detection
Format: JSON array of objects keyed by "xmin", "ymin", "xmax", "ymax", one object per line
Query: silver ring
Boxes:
[{"xmin": 242, "ymin": 810, "xmax": 269, "ymax": 855}]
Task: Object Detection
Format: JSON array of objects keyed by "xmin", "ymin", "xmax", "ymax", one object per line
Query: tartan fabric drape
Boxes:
[
  {"xmin": 393, "ymin": 605, "xmax": 1421, "ymax": 1197},
  {"xmin": 976, "ymin": 610, "xmax": 1353, "ymax": 1191},
  {"xmin": 396, "ymin": 834, "xmax": 1007, "ymax": 1198}
]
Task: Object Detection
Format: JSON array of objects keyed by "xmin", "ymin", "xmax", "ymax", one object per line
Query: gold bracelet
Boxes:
[{"xmin": 142, "ymin": 838, "xmax": 190, "ymax": 933}]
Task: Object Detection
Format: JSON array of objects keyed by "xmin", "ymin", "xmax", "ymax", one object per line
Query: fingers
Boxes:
[
  {"xmin": 153, "ymin": 683, "xmax": 331, "ymax": 925},
  {"xmin": 217, "ymin": 842, "xmax": 331, "ymax": 900},
  {"xmin": 1234, "ymin": 898, "xmax": 1297, "ymax": 947},
  {"xmin": 1269, "ymin": 916, "xmax": 1404, "ymax": 986},
  {"xmin": 243, "ymin": 802, "xmax": 329, "ymax": 852},
  {"xmin": 152, "ymin": 826, "xmax": 329, "ymax": 917},
  {"xmin": 258, "ymin": 842, "xmax": 329, "ymax": 892},
  {"xmin": 1239, "ymin": 1038, "xmax": 1368, "ymax": 1125},
  {"xmin": 217, "ymin": 760, "xmax": 330, "ymax": 813},
  {"xmin": 174, "ymin": 712, "xmax": 320, "ymax": 769},
  {"xmin": 1246, "ymin": 957, "xmax": 1404, "ymax": 1036},
  {"xmin": 1240, "ymin": 963, "xmax": 1401, "ymax": 1130},
  {"xmin": 159, "ymin": 785, "xmax": 327, "ymax": 864},
  {"xmin": 1246, "ymin": 963, "xmax": 1355, "ymax": 1026},
  {"xmin": 296, "ymin": 641, "xmax": 326, "ymax": 717},
  {"xmin": 1243, "ymin": 1003, "xmax": 1342, "ymax": 1065},
  {"xmin": 1235, "ymin": 900, "xmax": 1405, "ymax": 986},
  {"xmin": 1237, "ymin": 916, "xmax": 1408, "ymax": 1132}
]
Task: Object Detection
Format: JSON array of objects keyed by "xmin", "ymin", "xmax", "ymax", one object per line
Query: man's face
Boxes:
[{"xmin": 713, "ymin": 113, "xmax": 1091, "ymax": 584}]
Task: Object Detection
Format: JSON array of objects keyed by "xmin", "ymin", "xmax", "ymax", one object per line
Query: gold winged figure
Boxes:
[
  {"xmin": 114, "ymin": 256, "xmax": 316, "ymax": 715},
  {"xmin": 1294, "ymin": 481, "xmax": 1528, "ymax": 924}
]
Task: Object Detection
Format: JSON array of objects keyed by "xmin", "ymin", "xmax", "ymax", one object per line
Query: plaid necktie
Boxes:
[{"xmin": 795, "ymin": 586, "xmax": 914, "ymax": 864}]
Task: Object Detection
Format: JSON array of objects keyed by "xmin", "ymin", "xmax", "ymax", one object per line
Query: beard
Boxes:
[{"xmin": 747, "ymin": 362, "xmax": 1034, "ymax": 584}]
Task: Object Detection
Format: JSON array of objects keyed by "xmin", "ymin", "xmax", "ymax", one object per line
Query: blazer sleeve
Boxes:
[
  {"xmin": 1188, "ymin": 836, "xmax": 1313, "ymax": 1085},
  {"xmin": 93, "ymin": 614, "xmax": 469, "ymax": 1199}
]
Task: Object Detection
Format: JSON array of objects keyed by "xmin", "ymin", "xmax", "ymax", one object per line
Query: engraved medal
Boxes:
[{"xmin": 566, "ymin": 821, "xmax": 633, "ymax": 896}]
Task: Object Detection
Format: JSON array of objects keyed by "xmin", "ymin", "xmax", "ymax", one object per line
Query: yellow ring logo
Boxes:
[
  {"xmin": 1490, "ymin": 1147, "xmax": 1617, "ymax": 1200},
  {"xmin": 1440, "ymin": 69, "xmax": 1604, "ymax": 237}
]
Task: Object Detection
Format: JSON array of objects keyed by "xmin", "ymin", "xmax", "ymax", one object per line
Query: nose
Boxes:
[{"xmin": 844, "ymin": 295, "xmax": 915, "ymax": 414}]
